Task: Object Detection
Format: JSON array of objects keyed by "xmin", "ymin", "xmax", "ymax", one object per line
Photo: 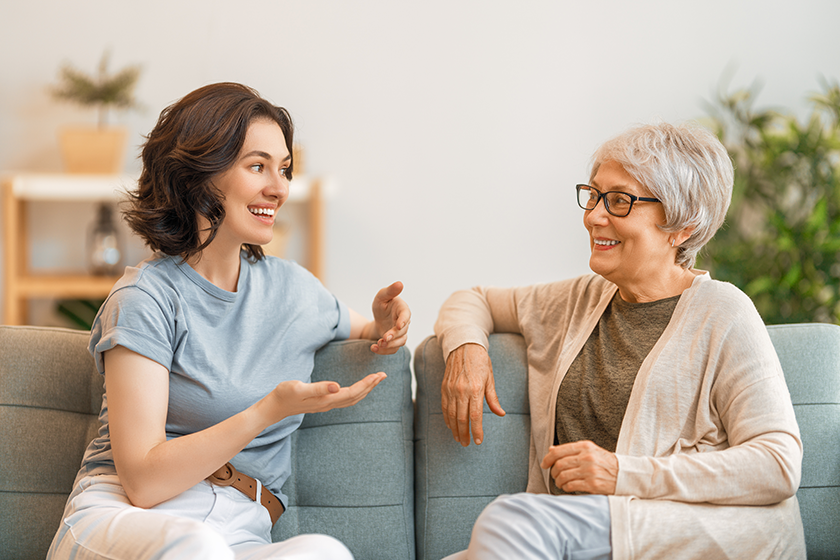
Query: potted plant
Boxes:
[
  {"xmin": 50, "ymin": 50, "xmax": 142, "ymax": 174},
  {"xmin": 700, "ymin": 78, "xmax": 840, "ymax": 325}
]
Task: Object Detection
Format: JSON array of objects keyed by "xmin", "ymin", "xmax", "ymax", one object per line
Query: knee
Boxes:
[
  {"xmin": 313, "ymin": 535, "xmax": 353, "ymax": 560},
  {"xmin": 284, "ymin": 534, "xmax": 354, "ymax": 560},
  {"xmin": 476, "ymin": 494, "xmax": 534, "ymax": 527},
  {"xmin": 161, "ymin": 519, "xmax": 234, "ymax": 560}
]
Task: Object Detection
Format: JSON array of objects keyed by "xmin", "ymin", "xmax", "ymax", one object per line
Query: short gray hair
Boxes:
[{"xmin": 590, "ymin": 122, "xmax": 733, "ymax": 269}]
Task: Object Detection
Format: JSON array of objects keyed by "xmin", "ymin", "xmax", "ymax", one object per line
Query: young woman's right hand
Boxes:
[{"xmin": 258, "ymin": 372, "xmax": 387, "ymax": 423}]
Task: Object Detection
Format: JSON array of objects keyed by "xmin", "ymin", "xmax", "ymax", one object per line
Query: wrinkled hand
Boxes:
[
  {"xmin": 370, "ymin": 281, "xmax": 410, "ymax": 355},
  {"xmin": 264, "ymin": 373, "xmax": 386, "ymax": 423},
  {"xmin": 540, "ymin": 440, "xmax": 618, "ymax": 495},
  {"xmin": 441, "ymin": 343, "xmax": 505, "ymax": 446}
]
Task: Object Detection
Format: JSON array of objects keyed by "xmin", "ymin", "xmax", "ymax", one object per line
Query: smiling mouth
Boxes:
[
  {"xmin": 249, "ymin": 207, "xmax": 275, "ymax": 218},
  {"xmin": 594, "ymin": 239, "xmax": 619, "ymax": 246}
]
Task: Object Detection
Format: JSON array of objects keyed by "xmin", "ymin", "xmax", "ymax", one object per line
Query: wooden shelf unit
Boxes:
[{"xmin": 2, "ymin": 173, "xmax": 325, "ymax": 326}]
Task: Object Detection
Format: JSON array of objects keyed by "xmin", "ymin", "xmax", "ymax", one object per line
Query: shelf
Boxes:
[
  {"xmin": 11, "ymin": 274, "xmax": 123, "ymax": 298},
  {"xmin": 8, "ymin": 173, "xmax": 136, "ymax": 200},
  {"xmin": 2, "ymin": 173, "xmax": 326, "ymax": 326},
  {"xmin": 7, "ymin": 172, "xmax": 319, "ymax": 202}
]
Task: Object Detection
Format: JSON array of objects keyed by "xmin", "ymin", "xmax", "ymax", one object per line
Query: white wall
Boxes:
[{"xmin": 1, "ymin": 0, "xmax": 839, "ymax": 353}]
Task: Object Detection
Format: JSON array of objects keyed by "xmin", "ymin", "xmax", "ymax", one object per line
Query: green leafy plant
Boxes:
[
  {"xmin": 56, "ymin": 299, "xmax": 104, "ymax": 331},
  {"xmin": 50, "ymin": 50, "xmax": 142, "ymax": 127},
  {"xmin": 700, "ymin": 78, "xmax": 840, "ymax": 324}
]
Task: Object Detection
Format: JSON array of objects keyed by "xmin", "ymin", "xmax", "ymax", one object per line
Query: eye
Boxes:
[
  {"xmin": 250, "ymin": 163, "xmax": 264, "ymax": 172},
  {"xmin": 279, "ymin": 167, "xmax": 289, "ymax": 177},
  {"xmin": 608, "ymin": 192, "xmax": 632, "ymax": 207}
]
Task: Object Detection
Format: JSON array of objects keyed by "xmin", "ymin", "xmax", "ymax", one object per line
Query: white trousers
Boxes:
[
  {"xmin": 442, "ymin": 493, "xmax": 612, "ymax": 560},
  {"xmin": 47, "ymin": 474, "xmax": 353, "ymax": 560}
]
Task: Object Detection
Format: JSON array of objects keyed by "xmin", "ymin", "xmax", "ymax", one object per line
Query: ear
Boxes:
[{"xmin": 673, "ymin": 226, "xmax": 695, "ymax": 247}]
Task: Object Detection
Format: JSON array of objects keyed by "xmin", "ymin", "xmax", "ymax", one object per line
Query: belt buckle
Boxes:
[{"xmin": 207, "ymin": 463, "xmax": 238, "ymax": 487}]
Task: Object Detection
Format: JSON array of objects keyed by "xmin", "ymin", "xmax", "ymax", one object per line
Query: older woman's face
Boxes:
[{"xmin": 584, "ymin": 160, "xmax": 676, "ymax": 301}]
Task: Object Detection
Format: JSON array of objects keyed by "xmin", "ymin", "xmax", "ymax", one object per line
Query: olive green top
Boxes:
[{"xmin": 551, "ymin": 292, "xmax": 679, "ymax": 494}]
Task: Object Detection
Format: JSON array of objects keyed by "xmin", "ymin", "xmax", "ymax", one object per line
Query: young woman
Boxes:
[{"xmin": 47, "ymin": 82, "xmax": 410, "ymax": 560}]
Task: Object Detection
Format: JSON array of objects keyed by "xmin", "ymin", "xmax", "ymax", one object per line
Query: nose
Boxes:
[
  {"xmin": 584, "ymin": 196, "xmax": 610, "ymax": 227},
  {"xmin": 265, "ymin": 168, "xmax": 289, "ymax": 202}
]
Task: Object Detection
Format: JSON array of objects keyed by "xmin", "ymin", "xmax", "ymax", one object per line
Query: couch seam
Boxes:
[
  {"xmin": 0, "ymin": 403, "xmax": 97, "ymax": 416},
  {"xmin": 420, "ymin": 337, "xmax": 431, "ymax": 560},
  {"xmin": 0, "ymin": 490, "xmax": 77, "ymax": 495},
  {"xmin": 284, "ymin": 502, "xmax": 406, "ymax": 509},
  {"xmin": 295, "ymin": 419, "xmax": 404, "ymax": 431}
]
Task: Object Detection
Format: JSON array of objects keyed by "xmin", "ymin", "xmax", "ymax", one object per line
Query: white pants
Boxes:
[
  {"xmin": 442, "ymin": 493, "xmax": 612, "ymax": 560},
  {"xmin": 47, "ymin": 474, "xmax": 353, "ymax": 560}
]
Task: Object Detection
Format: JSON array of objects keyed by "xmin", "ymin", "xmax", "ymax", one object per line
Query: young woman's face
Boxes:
[{"xmin": 212, "ymin": 119, "xmax": 291, "ymax": 249}]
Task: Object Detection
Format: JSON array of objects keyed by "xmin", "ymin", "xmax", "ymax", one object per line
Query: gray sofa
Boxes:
[
  {"xmin": 0, "ymin": 326, "xmax": 414, "ymax": 560},
  {"xmin": 414, "ymin": 326, "xmax": 840, "ymax": 560},
  {"xmin": 2, "ymin": 323, "xmax": 839, "ymax": 559}
]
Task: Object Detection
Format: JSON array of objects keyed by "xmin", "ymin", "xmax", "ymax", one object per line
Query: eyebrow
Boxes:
[
  {"xmin": 241, "ymin": 150, "xmax": 292, "ymax": 163},
  {"xmin": 591, "ymin": 180, "xmax": 636, "ymax": 193}
]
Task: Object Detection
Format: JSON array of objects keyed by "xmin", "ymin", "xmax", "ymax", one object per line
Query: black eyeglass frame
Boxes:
[{"xmin": 575, "ymin": 184, "xmax": 661, "ymax": 217}]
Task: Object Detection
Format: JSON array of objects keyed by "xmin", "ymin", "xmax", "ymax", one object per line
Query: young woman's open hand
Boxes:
[{"xmin": 260, "ymin": 372, "xmax": 387, "ymax": 424}]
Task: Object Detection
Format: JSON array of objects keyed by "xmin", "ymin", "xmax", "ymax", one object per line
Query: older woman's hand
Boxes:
[
  {"xmin": 442, "ymin": 343, "xmax": 506, "ymax": 446},
  {"xmin": 540, "ymin": 440, "xmax": 618, "ymax": 495}
]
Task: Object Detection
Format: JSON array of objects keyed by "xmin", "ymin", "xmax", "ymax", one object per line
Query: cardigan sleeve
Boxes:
[
  {"xmin": 614, "ymin": 281, "xmax": 802, "ymax": 506},
  {"xmin": 433, "ymin": 286, "xmax": 522, "ymax": 361}
]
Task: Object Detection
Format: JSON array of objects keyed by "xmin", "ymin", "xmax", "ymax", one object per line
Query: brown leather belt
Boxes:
[{"xmin": 207, "ymin": 462, "xmax": 284, "ymax": 525}]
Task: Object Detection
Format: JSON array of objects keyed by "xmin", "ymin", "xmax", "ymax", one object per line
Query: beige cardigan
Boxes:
[{"xmin": 434, "ymin": 273, "xmax": 806, "ymax": 559}]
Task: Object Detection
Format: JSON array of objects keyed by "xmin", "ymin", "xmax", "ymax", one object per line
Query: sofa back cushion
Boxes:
[
  {"xmin": 0, "ymin": 326, "xmax": 102, "ymax": 559},
  {"xmin": 272, "ymin": 340, "xmax": 416, "ymax": 560},
  {"xmin": 767, "ymin": 323, "xmax": 840, "ymax": 559},
  {"xmin": 414, "ymin": 333, "xmax": 530, "ymax": 560}
]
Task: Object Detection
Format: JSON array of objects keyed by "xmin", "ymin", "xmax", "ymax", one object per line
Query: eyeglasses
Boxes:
[{"xmin": 575, "ymin": 184, "xmax": 661, "ymax": 217}]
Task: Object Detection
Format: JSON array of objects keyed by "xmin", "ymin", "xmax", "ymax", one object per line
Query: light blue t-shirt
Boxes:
[{"xmin": 81, "ymin": 252, "xmax": 351, "ymax": 506}]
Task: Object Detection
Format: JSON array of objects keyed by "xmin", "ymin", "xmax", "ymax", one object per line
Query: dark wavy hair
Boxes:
[{"xmin": 124, "ymin": 82, "xmax": 294, "ymax": 262}]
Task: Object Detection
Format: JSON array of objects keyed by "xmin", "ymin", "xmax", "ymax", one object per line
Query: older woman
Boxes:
[{"xmin": 434, "ymin": 123, "xmax": 805, "ymax": 559}]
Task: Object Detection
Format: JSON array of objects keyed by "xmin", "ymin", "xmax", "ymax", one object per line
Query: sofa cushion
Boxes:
[
  {"xmin": 0, "ymin": 326, "xmax": 102, "ymax": 560},
  {"xmin": 767, "ymin": 323, "xmax": 840, "ymax": 559},
  {"xmin": 414, "ymin": 333, "xmax": 530, "ymax": 560},
  {"xmin": 273, "ymin": 340, "xmax": 416, "ymax": 560}
]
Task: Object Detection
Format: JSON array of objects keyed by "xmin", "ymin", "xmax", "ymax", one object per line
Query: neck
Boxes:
[
  {"xmin": 616, "ymin": 267, "xmax": 698, "ymax": 303},
  {"xmin": 185, "ymin": 242, "xmax": 243, "ymax": 292}
]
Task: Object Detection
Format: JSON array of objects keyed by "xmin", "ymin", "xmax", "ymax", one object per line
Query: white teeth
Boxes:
[
  {"xmin": 594, "ymin": 239, "xmax": 619, "ymax": 246},
  {"xmin": 249, "ymin": 207, "xmax": 275, "ymax": 216}
]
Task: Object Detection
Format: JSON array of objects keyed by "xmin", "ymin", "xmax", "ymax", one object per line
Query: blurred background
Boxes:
[{"xmin": 1, "ymin": 0, "xmax": 839, "ymax": 353}]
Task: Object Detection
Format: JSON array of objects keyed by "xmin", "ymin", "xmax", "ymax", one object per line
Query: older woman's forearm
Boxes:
[
  {"xmin": 434, "ymin": 286, "xmax": 522, "ymax": 360},
  {"xmin": 434, "ymin": 288, "xmax": 495, "ymax": 360},
  {"xmin": 615, "ymin": 431, "xmax": 801, "ymax": 505}
]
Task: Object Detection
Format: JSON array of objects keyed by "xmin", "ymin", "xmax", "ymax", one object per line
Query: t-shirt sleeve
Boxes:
[
  {"xmin": 302, "ymin": 262, "xmax": 350, "ymax": 341},
  {"xmin": 88, "ymin": 286, "xmax": 175, "ymax": 374},
  {"xmin": 332, "ymin": 296, "xmax": 351, "ymax": 341}
]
